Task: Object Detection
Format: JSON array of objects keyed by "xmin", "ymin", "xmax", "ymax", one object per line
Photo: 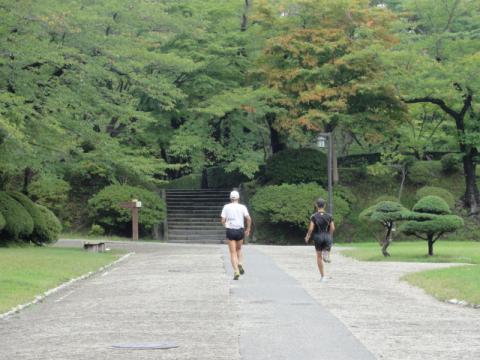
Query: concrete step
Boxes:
[
  {"xmin": 168, "ymin": 228, "xmax": 225, "ymax": 235},
  {"xmin": 168, "ymin": 224, "xmax": 224, "ymax": 230}
]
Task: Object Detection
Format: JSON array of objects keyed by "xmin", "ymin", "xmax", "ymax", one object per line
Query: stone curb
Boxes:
[{"xmin": 0, "ymin": 252, "xmax": 134, "ymax": 320}]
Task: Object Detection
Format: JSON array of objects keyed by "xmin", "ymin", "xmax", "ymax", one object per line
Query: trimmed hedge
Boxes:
[
  {"xmin": 88, "ymin": 185, "xmax": 166, "ymax": 236},
  {"xmin": 0, "ymin": 192, "xmax": 34, "ymax": 241},
  {"xmin": 416, "ymin": 186, "xmax": 455, "ymax": 209},
  {"xmin": 264, "ymin": 148, "xmax": 327, "ymax": 185},
  {"xmin": 8, "ymin": 192, "xmax": 49, "ymax": 244},
  {"xmin": 413, "ymin": 195, "xmax": 451, "ymax": 215},
  {"xmin": 36, "ymin": 205, "xmax": 62, "ymax": 243},
  {"xmin": 250, "ymin": 182, "xmax": 350, "ymax": 229},
  {"xmin": 407, "ymin": 161, "xmax": 442, "ymax": 185}
]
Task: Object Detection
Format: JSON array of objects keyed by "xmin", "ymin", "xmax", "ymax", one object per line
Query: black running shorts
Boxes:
[
  {"xmin": 313, "ymin": 233, "xmax": 332, "ymax": 251},
  {"xmin": 226, "ymin": 228, "xmax": 245, "ymax": 241}
]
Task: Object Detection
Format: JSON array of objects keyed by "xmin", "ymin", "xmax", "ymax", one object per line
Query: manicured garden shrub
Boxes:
[
  {"xmin": 0, "ymin": 192, "xmax": 34, "ymax": 241},
  {"xmin": 28, "ymin": 175, "xmax": 71, "ymax": 217},
  {"xmin": 416, "ymin": 186, "xmax": 455, "ymax": 209},
  {"xmin": 8, "ymin": 192, "xmax": 50, "ymax": 245},
  {"xmin": 249, "ymin": 182, "xmax": 349, "ymax": 229},
  {"xmin": 407, "ymin": 161, "xmax": 442, "ymax": 185},
  {"xmin": 264, "ymin": 148, "xmax": 327, "ymax": 185},
  {"xmin": 88, "ymin": 185, "xmax": 166, "ymax": 236},
  {"xmin": 441, "ymin": 153, "xmax": 462, "ymax": 173},
  {"xmin": 400, "ymin": 196, "xmax": 464, "ymax": 256},
  {"xmin": 36, "ymin": 205, "xmax": 62, "ymax": 243},
  {"xmin": 360, "ymin": 201, "xmax": 410, "ymax": 256}
]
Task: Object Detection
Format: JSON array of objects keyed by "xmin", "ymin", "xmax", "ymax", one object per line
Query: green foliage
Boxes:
[
  {"xmin": 373, "ymin": 195, "xmax": 399, "ymax": 204},
  {"xmin": 334, "ymin": 185, "xmax": 357, "ymax": 206},
  {"xmin": 8, "ymin": 192, "xmax": 49, "ymax": 244},
  {"xmin": 413, "ymin": 195, "xmax": 451, "ymax": 215},
  {"xmin": 28, "ymin": 176, "xmax": 71, "ymax": 216},
  {"xmin": 0, "ymin": 192, "xmax": 34, "ymax": 242},
  {"xmin": 441, "ymin": 153, "xmax": 462, "ymax": 174},
  {"xmin": 264, "ymin": 148, "xmax": 327, "ymax": 185},
  {"xmin": 416, "ymin": 187, "xmax": 455, "ymax": 209},
  {"xmin": 338, "ymin": 167, "xmax": 368, "ymax": 185},
  {"xmin": 206, "ymin": 166, "xmax": 249, "ymax": 189},
  {"xmin": 36, "ymin": 205, "xmax": 62, "ymax": 243},
  {"xmin": 163, "ymin": 174, "xmax": 203, "ymax": 190},
  {"xmin": 250, "ymin": 183, "xmax": 349, "ymax": 229},
  {"xmin": 407, "ymin": 161, "xmax": 442, "ymax": 185},
  {"xmin": 87, "ymin": 185, "xmax": 165, "ymax": 236},
  {"xmin": 0, "ymin": 211, "xmax": 5, "ymax": 231},
  {"xmin": 89, "ymin": 224, "xmax": 105, "ymax": 237}
]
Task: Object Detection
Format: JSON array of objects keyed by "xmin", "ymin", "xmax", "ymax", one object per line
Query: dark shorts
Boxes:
[
  {"xmin": 313, "ymin": 233, "xmax": 332, "ymax": 251},
  {"xmin": 226, "ymin": 228, "xmax": 245, "ymax": 241}
]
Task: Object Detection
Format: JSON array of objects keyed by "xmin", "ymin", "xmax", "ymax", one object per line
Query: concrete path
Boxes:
[
  {"xmin": 227, "ymin": 247, "xmax": 374, "ymax": 360},
  {"xmin": 1, "ymin": 241, "xmax": 480, "ymax": 360}
]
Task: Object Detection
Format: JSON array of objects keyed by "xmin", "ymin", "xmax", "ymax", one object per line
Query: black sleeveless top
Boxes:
[{"xmin": 310, "ymin": 212, "xmax": 333, "ymax": 234}]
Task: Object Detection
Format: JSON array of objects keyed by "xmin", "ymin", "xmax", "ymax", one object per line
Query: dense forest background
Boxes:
[{"xmin": 1, "ymin": 0, "xmax": 479, "ymax": 239}]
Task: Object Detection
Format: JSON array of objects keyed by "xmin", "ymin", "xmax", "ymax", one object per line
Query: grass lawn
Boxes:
[
  {"xmin": 339, "ymin": 241, "xmax": 480, "ymax": 305},
  {"xmin": 0, "ymin": 246, "xmax": 123, "ymax": 314}
]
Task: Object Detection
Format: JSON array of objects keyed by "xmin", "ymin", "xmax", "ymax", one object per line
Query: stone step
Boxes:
[{"xmin": 168, "ymin": 224, "xmax": 223, "ymax": 229}]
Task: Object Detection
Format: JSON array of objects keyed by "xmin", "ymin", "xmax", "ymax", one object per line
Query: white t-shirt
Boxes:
[{"xmin": 221, "ymin": 203, "xmax": 250, "ymax": 229}]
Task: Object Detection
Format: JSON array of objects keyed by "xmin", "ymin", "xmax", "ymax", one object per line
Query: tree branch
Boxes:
[{"xmin": 403, "ymin": 97, "xmax": 459, "ymax": 120}]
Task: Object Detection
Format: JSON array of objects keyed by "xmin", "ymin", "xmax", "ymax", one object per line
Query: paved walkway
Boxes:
[{"xmin": 1, "ymin": 241, "xmax": 479, "ymax": 359}]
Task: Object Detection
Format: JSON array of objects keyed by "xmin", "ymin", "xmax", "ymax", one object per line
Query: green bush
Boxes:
[
  {"xmin": 8, "ymin": 192, "xmax": 51, "ymax": 244},
  {"xmin": 407, "ymin": 161, "xmax": 442, "ymax": 185},
  {"xmin": 373, "ymin": 195, "xmax": 399, "ymax": 204},
  {"xmin": 28, "ymin": 175, "xmax": 71, "ymax": 217},
  {"xmin": 416, "ymin": 186, "xmax": 455, "ymax": 209},
  {"xmin": 88, "ymin": 185, "xmax": 166, "ymax": 236},
  {"xmin": 205, "ymin": 166, "xmax": 249, "ymax": 189},
  {"xmin": 413, "ymin": 195, "xmax": 451, "ymax": 214},
  {"xmin": 0, "ymin": 192, "xmax": 34, "ymax": 242},
  {"xmin": 334, "ymin": 185, "xmax": 357, "ymax": 206},
  {"xmin": 163, "ymin": 173, "xmax": 202, "ymax": 189},
  {"xmin": 264, "ymin": 148, "xmax": 327, "ymax": 185},
  {"xmin": 89, "ymin": 224, "xmax": 105, "ymax": 236},
  {"xmin": 250, "ymin": 183, "xmax": 350, "ymax": 229},
  {"xmin": 36, "ymin": 205, "xmax": 62, "ymax": 243},
  {"xmin": 441, "ymin": 153, "xmax": 462, "ymax": 173},
  {"xmin": 338, "ymin": 166, "xmax": 368, "ymax": 185}
]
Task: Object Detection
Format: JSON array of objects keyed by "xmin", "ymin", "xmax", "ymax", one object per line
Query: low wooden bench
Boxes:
[{"xmin": 83, "ymin": 242, "xmax": 106, "ymax": 253}]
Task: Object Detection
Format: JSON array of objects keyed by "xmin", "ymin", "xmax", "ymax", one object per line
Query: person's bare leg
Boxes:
[
  {"xmin": 228, "ymin": 240, "xmax": 239, "ymax": 273},
  {"xmin": 316, "ymin": 251, "xmax": 325, "ymax": 278},
  {"xmin": 236, "ymin": 239, "xmax": 244, "ymax": 267}
]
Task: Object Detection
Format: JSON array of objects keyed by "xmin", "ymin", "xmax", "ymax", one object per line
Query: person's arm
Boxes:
[
  {"xmin": 221, "ymin": 207, "xmax": 226, "ymax": 227},
  {"xmin": 329, "ymin": 221, "xmax": 335, "ymax": 236},
  {"xmin": 305, "ymin": 221, "xmax": 314, "ymax": 243},
  {"xmin": 245, "ymin": 215, "xmax": 252, "ymax": 237}
]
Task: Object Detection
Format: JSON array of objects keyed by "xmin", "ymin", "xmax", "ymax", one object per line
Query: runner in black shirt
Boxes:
[{"xmin": 304, "ymin": 198, "xmax": 335, "ymax": 282}]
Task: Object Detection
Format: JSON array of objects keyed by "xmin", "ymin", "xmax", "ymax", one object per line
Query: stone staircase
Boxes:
[{"xmin": 165, "ymin": 189, "xmax": 230, "ymax": 244}]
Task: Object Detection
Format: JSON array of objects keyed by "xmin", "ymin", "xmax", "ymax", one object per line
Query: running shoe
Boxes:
[
  {"xmin": 238, "ymin": 264, "xmax": 245, "ymax": 275},
  {"xmin": 233, "ymin": 272, "xmax": 240, "ymax": 280},
  {"xmin": 320, "ymin": 277, "xmax": 327, "ymax": 283}
]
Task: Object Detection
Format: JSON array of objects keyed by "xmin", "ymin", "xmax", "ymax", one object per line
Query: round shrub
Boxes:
[
  {"xmin": 249, "ymin": 183, "xmax": 350, "ymax": 229},
  {"xmin": 36, "ymin": 205, "xmax": 62, "ymax": 243},
  {"xmin": 413, "ymin": 195, "xmax": 451, "ymax": 215},
  {"xmin": 416, "ymin": 186, "xmax": 455, "ymax": 209},
  {"xmin": 0, "ymin": 192, "xmax": 34, "ymax": 241},
  {"xmin": 28, "ymin": 175, "xmax": 71, "ymax": 216},
  {"xmin": 441, "ymin": 153, "xmax": 462, "ymax": 173},
  {"xmin": 8, "ymin": 192, "xmax": 50, "ymax": 244},
  {"xmin": 264, "ymin": 148, "xmax": 327, "ymax": 185},
  {"xmin": 407, "ymin": 161, "xmax": 442, "ymax": 185},
  {"xmin": 88, "ymin": 185, "xmax": 166, "ymax": 236},
  {"xmin": 89, "ymin": 224, "xmax": 105, "ymax": 237}
]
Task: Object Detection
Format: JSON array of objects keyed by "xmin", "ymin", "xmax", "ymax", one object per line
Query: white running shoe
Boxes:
[{"xmin": 320, "ymin": 276, "xmax": 327, "ymax": 282}]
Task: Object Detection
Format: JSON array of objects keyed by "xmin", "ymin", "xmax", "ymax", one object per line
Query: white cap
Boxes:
[{"xmin": 230, "ymin": 190, "xmax": 240, "ymax": 199}]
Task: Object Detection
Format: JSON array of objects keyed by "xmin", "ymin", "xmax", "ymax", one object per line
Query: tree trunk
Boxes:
[
  {"xmin": 382, "ymin": 224, "xmax": 393, "ymax": 257},
  {"xmin": 463, "ymin": 150, "xmax": 479, "ymax": 214},
  {"xmin": 266, "ymin": 114, "xmax": 285, "ymax": 154},
  {"xmin": 23, "ymin": 167, "xmax": 34, "ymax": 195},
  {"xmin": 427, "ymin": 235, "xmax": 434, "ymax": 256}
]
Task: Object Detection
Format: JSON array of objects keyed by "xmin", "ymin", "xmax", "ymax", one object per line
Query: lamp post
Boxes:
[{"xmin": 316, "ymin": 133, "xmax": 334, "ymax": 216}]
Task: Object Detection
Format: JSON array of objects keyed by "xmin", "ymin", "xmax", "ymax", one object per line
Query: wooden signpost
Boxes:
[{"xmin": 119, "ymin": 199, "xmax": 142, "ymax": 241}]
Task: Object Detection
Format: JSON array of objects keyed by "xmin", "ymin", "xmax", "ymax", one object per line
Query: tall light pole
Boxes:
[{"xmin": 316, "ymin": 133, "xmax": 334, "ymax": 216}]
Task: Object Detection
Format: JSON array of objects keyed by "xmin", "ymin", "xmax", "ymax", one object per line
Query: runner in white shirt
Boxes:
[{"xmin": 221, "ymin": 190, "xmax": 251, "ymax": 280}]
